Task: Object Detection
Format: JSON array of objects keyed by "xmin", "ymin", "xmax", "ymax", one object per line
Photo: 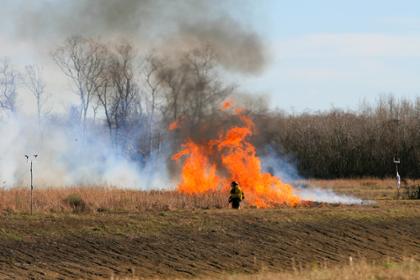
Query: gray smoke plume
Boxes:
[
  {"xmin": 261, "ymin": 149, "xmax": 365, "ymax": 205},
  {"xmin": 170, "ymin": 17, "xmax": 266, "ymax": 74},
  {"xmin": 14, "ymin": 0, "xmax": 266, "ymax": 74},
  {"xmin": 17, "ymin": 0, "xmax": 155, "ymax": 39},
  {"xmin": 0, "ymin": 0, "xmax": 268, "ymax": 189}
]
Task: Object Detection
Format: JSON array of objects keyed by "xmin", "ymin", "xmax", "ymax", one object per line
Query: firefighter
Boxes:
[{"xmin": 228, "ymin": 181, "xmax": 244, "ymax": 209}]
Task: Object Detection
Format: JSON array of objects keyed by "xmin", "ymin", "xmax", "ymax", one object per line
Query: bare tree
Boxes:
[
  {"xmin": 95, "ymin": 73, "xmax": 113, "ymax": 140},
  {"xmin": 52, "ymin": 36, "xmax": 107, "ymax": 131},
  {"xmin": 141, "ymin": 54, "xmax": 163, "ymax": 153},
  {"xmin": 109, "ymin": 43, "xmax": 140, "ymax": 129},
  {"xmin": 93, "ymin": 42, "xmax": 141, "ymax": 151},
  {"xmin": 158, "ymin": 46, "xmax": 232, "ymax": 129},
  {"xmin": 182, "ymin": 46, "xmax": 232, "ymax": 125},
  {"xmin": 109, "ymin": 43, "xmax": 142, "ymax": 150},
  {"xmin": 157, "ymin": 58, "xmax": 188, "ymax": 123},
  {"xmin": 24, "ymin": 65, "xmax": 47, "ymax": 125},
  {"xmin": 91, "ymin": 101, "xmax": 100, "ymax": 123},
  {"xmin": 0, "ymin": 59, "xmax": 18, "ymax": 113}
]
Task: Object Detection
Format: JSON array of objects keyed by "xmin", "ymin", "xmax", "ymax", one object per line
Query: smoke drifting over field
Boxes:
[
  {"xmin": 0, "ymin": 113, "xmax": 169, "ymax": 189},
  {"xmin": 297, "ymin": 187, "xmax": 364, "ymax": 204},
  {"xmin": 0, "ymin": 112, "xmax": 365, "ymax": 205},
  {"xmin": 0, "ymin": 0, "xmax": 369, "ymax": 206},
  {"xmin": 261, "ymin": 152, "xmax": 364, "ymax": 205},
  {"xmin": 0, "ymin": 0, "xmax": 265, "ymax": 188}
]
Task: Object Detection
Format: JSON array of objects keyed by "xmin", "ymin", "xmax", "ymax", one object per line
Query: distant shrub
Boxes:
[
  {"xmin": 96, "ymin": 207, "xmax": 108, "ymax": 213},
  {"xmin": 63, "ymin": 194, "xmax": 87, "ymax": 213},
  {"xmin": 402, "ymin": 185, "xmax": 420, "ymax": 200}
]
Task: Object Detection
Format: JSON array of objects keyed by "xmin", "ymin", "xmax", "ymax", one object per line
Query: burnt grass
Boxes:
[{"xmin": 1, "ymin": 200, "xmax": 420, "ymax": 279}]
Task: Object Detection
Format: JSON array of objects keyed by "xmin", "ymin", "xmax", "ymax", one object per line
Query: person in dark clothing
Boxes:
[{"xmin": 228, "ymin": 181, "xmax": 245, "ymax": 209}]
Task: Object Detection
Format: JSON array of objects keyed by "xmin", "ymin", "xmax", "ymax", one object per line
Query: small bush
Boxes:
[
  {"xmin": 63, "ymin": 194, "xmax": 87, "ymax": 213},
  {"xmin": 400, "ymin": 185, "xmax": 420, "ymax": 200},
  {"xmin": 96, "ymin": 207, "xmax": 108, "ymax": 213}
]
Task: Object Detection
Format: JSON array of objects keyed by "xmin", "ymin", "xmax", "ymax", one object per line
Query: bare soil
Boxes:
[{"xmin": 1, "ymin": 199, "xmax": 420, "ymax": 279}]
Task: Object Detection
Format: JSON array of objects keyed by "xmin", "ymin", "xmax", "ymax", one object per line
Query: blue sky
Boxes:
[
  {"xmin": 232, "ymin": 0, "xmax": 420, "ymax": 111},
  {"xmin": 250, "ymin": 0, "xmax": 420, "ymax": 36}
]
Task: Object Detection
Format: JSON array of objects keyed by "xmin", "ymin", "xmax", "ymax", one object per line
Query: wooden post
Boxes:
[{"xmin": 26, "ymin": 154, "xmax": 37, "ymax": 215}]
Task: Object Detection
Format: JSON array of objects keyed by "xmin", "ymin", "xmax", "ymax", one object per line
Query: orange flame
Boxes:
[
  {"xmin": 169, "ymin": 120, "xmax": 179, "ymax": 131},
  {"xmin": 172, "ymin": 109, "xmax": 301, "ymax": 207},
  {"xmin": 222, "ymin": 100, "xmax": 233, "ymax": 110},
  {"xmin": 214, "ymin": 114, "xmax": 300, "ymax": 207},
  {"xmin": 172, "ymin": 141, "xmax": 219, "ymax": 194}
]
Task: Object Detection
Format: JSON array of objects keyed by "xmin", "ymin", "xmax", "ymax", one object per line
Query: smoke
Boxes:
[
  {"xmin": 167, "ymin": 17, "xmax": 266, "ymax": 74},
  {"xmin": 261, "ymin": 148, "xmax": 365, "ymax": 204},
  {"xmin": 16, "ymin": 0, "xmax": 156, "ymax": 39},
  {"xmin": 0, "ymin": 112, "xmax": 172, "ymax": 189},
  {"xmin": 0, "ymin": 0, "xmax": 268, "ymax": 190},
  {"xmin": 14, "ymin": 0, "xmax": 266, "ymax": 74},
  {"xmin": 296, "ymin": 186, "xmax": 364, "ymax": 205}
]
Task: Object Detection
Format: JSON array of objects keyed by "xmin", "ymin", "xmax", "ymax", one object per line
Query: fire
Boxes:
[
  {"xmin": 172, "ymin": 141, "xmax": 219, "ymax": 194},
  {"xmin": 214, "ymin": 114, "xmax": 300, "ymax": 207},
  {"xmin": 172, "ymin": 107, "xmax": 301, "ymax": 207},
  {"xmin": 169, "ymin": 120, "xmax": 179, "ymax": 130},
  {"xmin": 222, "ymin": 100, "xmax": 232, "ymax": 110}
]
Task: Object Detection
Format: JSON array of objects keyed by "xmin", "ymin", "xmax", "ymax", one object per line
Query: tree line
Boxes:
[
  {"xmin": 254, "ymin": 96, "xmax": 420, "ymax": 178},
  {"xmin": 0, "ymin": 36, "xmax": 418, "ymax": 178},
  {"xmin": 1, "ymin": 37, "xmax": 232, "ymax": 157}
]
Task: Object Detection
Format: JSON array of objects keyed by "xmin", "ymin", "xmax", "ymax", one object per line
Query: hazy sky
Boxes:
[{"xmin": 1, "ymin": 0, "xmax": 419, "ymax": 113}]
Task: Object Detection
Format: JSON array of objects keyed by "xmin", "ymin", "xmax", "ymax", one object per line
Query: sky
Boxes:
[
  {"xmin": 241, "ymin": 0, "xmax": 420, "ymax": 111},
  {"xmin": 0, "ymin": 0, "xmax": 419, "ymax": 113}
]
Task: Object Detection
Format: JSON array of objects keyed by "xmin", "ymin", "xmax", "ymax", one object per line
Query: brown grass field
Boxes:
[
  {"xmin": 2, "ymin": 178, "xmax": 419, "ymax": 213},
  {"xmin": 0, "ymin": 187, "xmax": 229, "ymax": 213},
  {"xmin": 1, "ymin": 178, "xmax": 420, "ymax": 279}
]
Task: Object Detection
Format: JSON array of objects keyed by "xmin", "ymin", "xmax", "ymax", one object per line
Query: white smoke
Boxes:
[
  {"xmin": 0, "ymin": 111, "xmax": 371, "ymax": 204},
  {"xmin": 261, "ymin": 148, "xmax": 366, "ymax": 204},
  {"xmin": 295, "ymin": 185, "xmax": 364, "ymax": 204},
  {"xmin": 0, "ymin": 112, "xmax": 172, "ymax": 189}
]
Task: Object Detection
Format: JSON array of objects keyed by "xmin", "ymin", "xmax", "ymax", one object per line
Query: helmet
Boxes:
[{"xmin": 231, "ymin": 181, "xmax": 239, "ymax": 187}]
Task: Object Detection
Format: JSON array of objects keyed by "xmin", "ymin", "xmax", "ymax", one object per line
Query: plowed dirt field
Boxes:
[{"xmin": 1, "ymin": 199, "xmax": 420, "ymax": 279}]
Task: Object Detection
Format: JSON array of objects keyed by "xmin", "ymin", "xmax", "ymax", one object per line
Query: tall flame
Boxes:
[
  {"xmin": 172, "ymin": 141, "xmax": 219, "ymax": 193},
  {"xmin": 172, "ymin": 109, "xmax": 301, "ymax": 207}
]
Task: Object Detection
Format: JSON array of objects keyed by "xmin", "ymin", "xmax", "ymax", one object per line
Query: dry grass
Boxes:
[
  {"xmin": 2, "ymin": 178, "xmax": 419, "ymax": 213},
  {"xmin": 115, "ymin": 258, "xmax": 420, "ymax": 280},
  {"xmin": 0, "ymin": 187, "xmax": 228, "ymax": 213},
  {"xmin": 302, "ymin": 178, "xmax": 420, "ymax": 200}
]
